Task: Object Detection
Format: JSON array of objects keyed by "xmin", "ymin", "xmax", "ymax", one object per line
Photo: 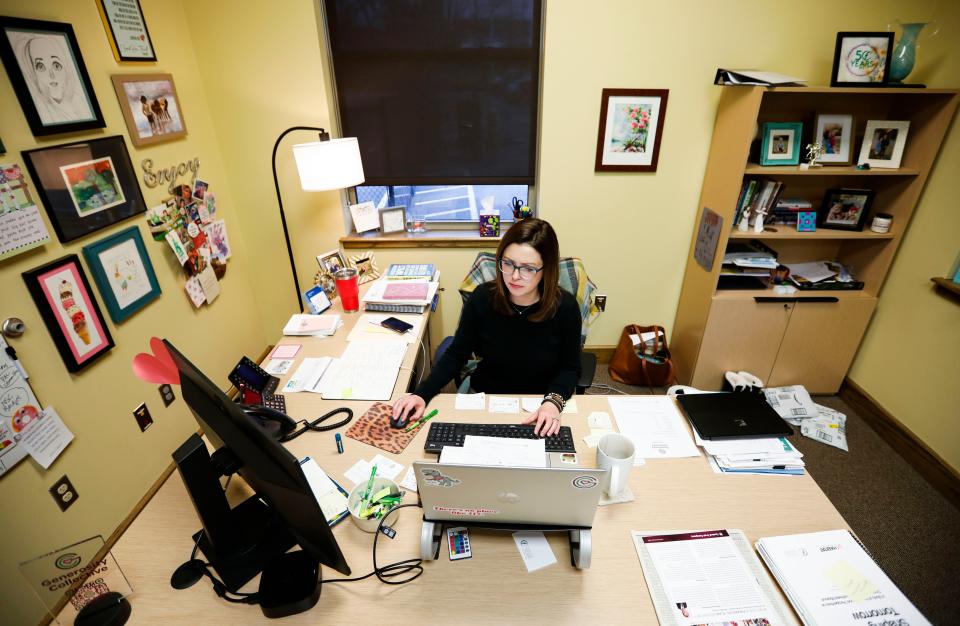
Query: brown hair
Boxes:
[{"xmin": 491, "ymin": 218, "xmax": 561, "ymax": 322}]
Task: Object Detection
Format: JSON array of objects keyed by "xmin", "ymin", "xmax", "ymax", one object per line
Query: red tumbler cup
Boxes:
[{"xmin": 334, "ymin": 268, "xmax": 360, "ymax": 312}]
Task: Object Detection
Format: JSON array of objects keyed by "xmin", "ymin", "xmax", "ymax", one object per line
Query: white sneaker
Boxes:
[{"xmin": 667, "ymin": 384, "xmax": 709, "ymax": 397}]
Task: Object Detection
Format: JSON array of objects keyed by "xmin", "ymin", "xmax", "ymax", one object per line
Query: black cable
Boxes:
[
  {"xmin": 281, "ymin": 407, "xmax": 353, "ymax": 442},
  {"xmin": 325, "ymin": 503, "xmax": 424, "ymax": 585}
]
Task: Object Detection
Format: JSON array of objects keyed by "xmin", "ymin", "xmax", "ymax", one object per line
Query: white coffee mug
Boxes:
[{"xmin": 597, "ymin": 433, "xmax": 636, "ymax": 497}]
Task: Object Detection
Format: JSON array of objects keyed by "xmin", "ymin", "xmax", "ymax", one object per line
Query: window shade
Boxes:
[{"xmin": 324, "ymin": 0, "xmax": 542, "ymax": 185}]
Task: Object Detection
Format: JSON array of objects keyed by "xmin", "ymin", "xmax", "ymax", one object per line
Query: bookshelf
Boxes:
[{"xmin": 673, "ymin": 86, "xmax": 958, "ymax": 393}]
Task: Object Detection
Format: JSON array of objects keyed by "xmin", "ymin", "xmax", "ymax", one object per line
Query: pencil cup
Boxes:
[
  {"xmin": 348, "ymin": 477, "xmax": 400, "ymax": 533},
  {"xmin": 596, "ymin": 433, "xmax": 635, "ymax": 497},
  {"xmin": 334, "ymin": 268, "xmax": 360, "ymax": 312}
]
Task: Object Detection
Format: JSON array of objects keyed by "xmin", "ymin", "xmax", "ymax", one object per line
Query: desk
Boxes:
[{"xmin": 79, "ymin": 390, "xmax": 846, "ymax": 624}]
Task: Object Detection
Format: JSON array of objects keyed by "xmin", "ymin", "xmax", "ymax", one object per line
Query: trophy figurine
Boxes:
[{"xmin": 801, "ymin": 142, "xmax": 824, "ymax": 169}]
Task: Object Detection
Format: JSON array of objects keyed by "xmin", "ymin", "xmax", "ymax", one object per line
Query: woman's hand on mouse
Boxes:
[
  {"xmin": 521, "ymin": 400, "xmax": 562, "ymax": 436},
  {"xmin": 392, "ymin": 394, "xmax": 425, "ymax": 425}
]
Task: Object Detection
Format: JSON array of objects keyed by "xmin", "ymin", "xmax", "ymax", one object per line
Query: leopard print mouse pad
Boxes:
[{"xmin": 345, "ymin": 402, "xmax": 419, "ymax": 455}]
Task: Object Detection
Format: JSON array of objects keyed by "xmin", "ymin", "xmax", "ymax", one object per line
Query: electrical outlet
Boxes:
[
  {"xmin": 595, "ymin": 295, "xmax": 607, "ymax": 312},
  {"xmin": 50, "ymin": 475, "xmax": 78, "ymax": 512},
  {"xmin": 159, "ymin": 384, "xmax": 176, "ymax": 407}
]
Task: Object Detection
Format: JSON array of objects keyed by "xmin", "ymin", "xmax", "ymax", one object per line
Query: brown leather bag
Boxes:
[{"xmin": 608, "ymin": 324, "xmax": 676, "ymax": 387}]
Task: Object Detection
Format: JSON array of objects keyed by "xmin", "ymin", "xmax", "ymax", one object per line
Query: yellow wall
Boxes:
[
  {"xmin": 0, "ymin": 2, "xmax": 269, "ymax": 624},
  {"xmin": 3, "ymin": 0, "xmax": 958, "ymax": 623}
]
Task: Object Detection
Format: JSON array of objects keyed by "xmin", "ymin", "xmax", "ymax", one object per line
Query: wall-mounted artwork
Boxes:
[
  {"xmin": 82, "ymin": 226, "xmax": 161, "ymax": 323},
  {"xmin": 112, "ymin": 73, "xmax": 186, "ymax": 146},
  {"xmin": 96, "ymin": 0, "xmax": 157, "ymax": 62},
  {"xmin": 595, "ymin": 88, "xmax": 669, "ymax": 172}
]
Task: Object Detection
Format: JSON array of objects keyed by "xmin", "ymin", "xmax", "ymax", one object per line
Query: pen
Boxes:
[
  {"xmin": 335, "ymin": 433, "xmax": 343, "ymax": 454},
  {"xmin": 404, "ymin": 408, "xmax": 438, "ymax": 432}
]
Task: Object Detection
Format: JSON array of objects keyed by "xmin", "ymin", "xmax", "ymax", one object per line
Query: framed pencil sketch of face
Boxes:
[
  {"xmin": 759, "ymin": 122, "xmax": 803, "ymax": 166},
  {"xmin": 379, "ymin": 206, "xmax": 406, "ymax": 234},
  {"xmin": 818, "ymin": 188, "xmax": 875, "ymax": 231},
  {"xmin": 858, "ymin": 120, "xmax": 910, "ymax": 169},
  {"xmin": 831, "ymin": 32, "xmax": 894, "ymax": 86},
  {"xmin": 22, "ymin": 254, "xmax": 115, "ymax": 372},
  {"xmin": 111, "ymin": 74, "xmax": 187, "ymax": 147},
  {"xmin": 316, "ymin": 249, "xmax": 347, "ymax": 275},
  {"xmin": 22, "ymin": 136, "xmax": 148, "ymax": 243},
  {"xmin": 813, "ymin": 114, "xmax": 855, "ymax": 165},
  {"xmin": 594, "ymin": 88, "xmax": 669, "ymax": 172},
  {"xmin": 0, "ymin": 17, "xmax": 105, "ymax": 136}
]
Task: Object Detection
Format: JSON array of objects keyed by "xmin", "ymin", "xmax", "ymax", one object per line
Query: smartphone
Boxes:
[{"xmin": 381, "ymin": 316, "xmax": 414, "ymax": 334}]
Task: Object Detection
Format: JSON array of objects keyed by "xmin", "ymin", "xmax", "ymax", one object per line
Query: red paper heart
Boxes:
[{"xmin": 132, "ymin": 337, "xmax": 179, "ymax": 385}]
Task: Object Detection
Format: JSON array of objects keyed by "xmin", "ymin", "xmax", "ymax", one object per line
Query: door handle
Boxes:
[
  {"xmin": 795, "ymin": 297, "xmax": 839, "ymax": 303},
  {"xmin": 754, "ymin": 297, "xmax": 795, "ymax": 303}
]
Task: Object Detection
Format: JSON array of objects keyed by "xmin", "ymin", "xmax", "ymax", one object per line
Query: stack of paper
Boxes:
[
  {"xmin": 694, "ymin": 430, "xmax": 805, "ymax": 475},
  {"xmin": 282, "ymin": 314, "xmax": 341, "ymax": 337},
  {"xmin": 439, "ymin": 435, "xmax": 546, "ymax": 468},
  {"xmin": 757, "ymin": 530, "xmax": 931, "ymax": 626},
  {"xmin": 801, "ymin": 403, "xmax": 849, "ymax": 452}
]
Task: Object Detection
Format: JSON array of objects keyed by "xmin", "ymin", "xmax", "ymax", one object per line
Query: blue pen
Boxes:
[{"xmin": 335, "ymin": 433, "xmax": 344, "ymax": 454}]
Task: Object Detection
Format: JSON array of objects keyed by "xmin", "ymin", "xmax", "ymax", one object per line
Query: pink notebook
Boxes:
[{"xmin": 383, "ymin": 282, "xmax": 429, "ymax": 300}]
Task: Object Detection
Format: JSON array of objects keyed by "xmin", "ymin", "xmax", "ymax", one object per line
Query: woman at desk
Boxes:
[{"xmin": 392, "ymin": 218, "xmax": 582, "ymax": 436}]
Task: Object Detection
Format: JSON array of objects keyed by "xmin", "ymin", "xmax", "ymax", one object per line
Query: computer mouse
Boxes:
[{"xmin": 389, "ymin": 413, "xmax": 406, "ymax": 429}]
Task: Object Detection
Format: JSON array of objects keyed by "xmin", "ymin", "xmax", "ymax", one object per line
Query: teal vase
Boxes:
[{"xmin": 889, "ymin": 22, "xmax": 927, "ymax": 83}]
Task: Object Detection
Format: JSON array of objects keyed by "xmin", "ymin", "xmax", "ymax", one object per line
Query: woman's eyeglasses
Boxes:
[{"xmin": 499, "ymin": 258, "xmax": 543, "ymax": 280}]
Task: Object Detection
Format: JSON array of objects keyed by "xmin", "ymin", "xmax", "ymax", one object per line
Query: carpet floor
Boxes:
[{"xmin": 586, "ymin": 368, "xmax": 960, "ymax": 625}]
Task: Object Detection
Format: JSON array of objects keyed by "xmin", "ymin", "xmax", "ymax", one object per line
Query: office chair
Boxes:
[{"xmin": 435, "ymin": 251, "xmax": 602, "ymax": 394}]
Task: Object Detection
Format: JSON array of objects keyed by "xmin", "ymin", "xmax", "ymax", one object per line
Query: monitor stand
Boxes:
[{"xmin": 173, "ymin": 434, "xmax": 297, "ymax": 592}]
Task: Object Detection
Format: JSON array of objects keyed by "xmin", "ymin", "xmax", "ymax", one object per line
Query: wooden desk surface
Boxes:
[{"xmin": 101, "ymin": 390, "xmax": 846, "ymax": 624}]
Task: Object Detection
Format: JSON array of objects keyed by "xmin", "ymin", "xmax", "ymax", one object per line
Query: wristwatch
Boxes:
[{"xmin": 542, "ymin": 392, "xmax": 566, "ymax": 413}]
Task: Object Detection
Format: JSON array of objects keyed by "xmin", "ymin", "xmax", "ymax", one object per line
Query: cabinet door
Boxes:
[
  {"xmin": 768, "ymin": 297, "xmax": 877, "ymax": 393},
  {"xmin": 691, "ymin": 297, "xmax": 793, "ymax": 390}
]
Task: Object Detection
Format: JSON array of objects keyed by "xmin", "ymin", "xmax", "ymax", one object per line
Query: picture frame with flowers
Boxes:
[{"xmin": 594, "ymin": 88, "xmax": 669, "ymax": 172}]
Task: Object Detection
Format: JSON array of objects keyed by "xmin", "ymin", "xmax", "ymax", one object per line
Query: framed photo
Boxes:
[
  {"xmin": 82, "ymin": 226, "xmax": 161, "ymax": 324},
  {"xmin": 379, "ymin": 206, "xmax": 406, "ymax": 233},
  {"xmin": 0, "ymin": 17, "xmax": 106, "ymax": 136},
  {"xmin": 349, "ymin": 201, "xmax": 379, "ymax": 233},
  {"xmin": 818, "ymin": 188, "xmax": 875, "ymax": 231},
  {"xmin": 96, "ymin": 0, "xmax": 157, "ymax": 62},
  {"xmin": 22, "ymin": 135, "xmax": 147, "ymax": 243},
  {"xmin": 858, "ymin": 120, "xmax": 910, "ymax": 169},
  {"xmin": 314, "ymin": 271, "xmax": 337, "ymax": 300},
  {"xmin": 22, "ymin": 254, "xmax": 114, "ymax": 372},
  {"xmin": 760, "ymin": 122, "xmax": 803, "ymax": 166},
  {"xmin": 831, "ymin": 32, "xmax": 894, "ymax": 86},
  {"xmin": 349, "ymin": 251, "xmax": 380, "ymax": 285},
  {"xmin": 111, "ymin": 74, "xmax": 187, "ymax": 146},
  {"xmin": 316, "ymin": 249, "xmax": 347, "ymax": 275},
  {"xmin": 594, "ymin": 88, "xmax": 669, "ymax": 172},
  {"xmin": 813, "ymin": 114, "xmax": 855, "ymax": 165}
]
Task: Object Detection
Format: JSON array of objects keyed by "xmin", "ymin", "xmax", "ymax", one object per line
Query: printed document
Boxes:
[
  {"xmin": 320, "ymin": 341, "xmax": 407, "ymax": 400},
  {"xmin": 608, "ymin": 396, "xmax": 700, "ymax": 461},
  {"xmin": 440, "ymin": 435, "xmax": 546, "ymax": 468},
  {"xmin": 632, "ymin": 529, "xmax": 799, "ymax": 626}
]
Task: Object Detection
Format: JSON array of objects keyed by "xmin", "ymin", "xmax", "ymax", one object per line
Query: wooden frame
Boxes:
[
  {"xmin": 379, "ymin": 205, "xmax": 406, "ymax": 233},
  {"xmin": 0, "ymin": 16, "xmax": 105, "ymax": 137},
  {"xmin": 111, "ymin": 74, "xmax": 187, "ymax": 146},
  {"xmin": 349, "ymin": 250, "xmax": 380, "ymax": 284},
  {"xmin": 22, "ymin": 136, "xmax": 147, "ymax": 243},
  {"xmin": 96, "ymin": 0, "xmax": 157, "ymax": 62},
  {"xmin": 82, "ymin": 225, "xmax": 161, "ymax": 324},
  {"xmin": 759, "ymin": 122, "xmax": 802, "ymax": 166},
  {"xmin": 858, "ymin": 120, "xmax": 910, "ymax": 169},
  {"xmin": 831, "ymin": 32, "xmax": 894, "ymax": 87},
  {"xmin": 316, "ymin": 249, "xmax": 347, "ymax": 275},
  {"xmin": 813, "ymin": 114, "xmax": 855, "ymax": 165},
  {"xmin": 594, "ymin": 88, "xmax": 668, "ymax": 172},
  {"xmin": 22, "ymin": 254, "xmax": 114, "ymax": 372},
  {"xmin": 817, "ymin": 188, "xmax": 875, "ymax": 231}
]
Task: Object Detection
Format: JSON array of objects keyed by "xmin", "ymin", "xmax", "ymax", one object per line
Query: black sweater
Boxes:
[{"xmin": 414, "ymin": 282, "xmax": 582, "ymax": 403}]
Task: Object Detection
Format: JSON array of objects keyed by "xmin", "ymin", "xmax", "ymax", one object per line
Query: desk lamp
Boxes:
[{"xmin": 271, "ymin": 127, "xmax": 364, "ymax": 312}]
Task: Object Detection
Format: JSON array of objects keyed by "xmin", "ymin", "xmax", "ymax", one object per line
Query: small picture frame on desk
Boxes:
[
  {"xmin": 759, "ymin": 122, "xmax": 803, "ymax": 166},
  {"xmin": 831, "ymin": 32, "xmax": 894, "ymax": 87},
  {"xmin": 379, "ymin": 206, "xmax": 406, "ymax": 234},
  {"xmin": 818, "ymin": 188, "xmax": 874, "ymax": 231},
  {"xmin": 858, "ymin": 120, "xmax": 910, "ymax": 169},
  {"xmin": 316, "ymin": 249, "xmax": 347, "ymax": 275}
]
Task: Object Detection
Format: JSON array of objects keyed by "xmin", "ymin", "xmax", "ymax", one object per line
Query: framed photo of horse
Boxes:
[{"xmin": 111, "ymin": 73, "xmax": 187, "ymax": 147}]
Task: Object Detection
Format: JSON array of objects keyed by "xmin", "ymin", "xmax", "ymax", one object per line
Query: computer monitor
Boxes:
[{"xmin": 164, "ymin": 340, "xmax": 350, "ymax": 590}]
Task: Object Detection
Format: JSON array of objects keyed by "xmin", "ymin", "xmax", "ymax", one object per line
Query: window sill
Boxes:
[{"xmin": 340, "ymin": 230, "xmax": 502, "ymax": 249}]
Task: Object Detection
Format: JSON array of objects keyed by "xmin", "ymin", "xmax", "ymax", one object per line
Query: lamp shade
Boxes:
[{"xmin": 292, "ymin": 137, "xmax": 365, "ymax": 191}]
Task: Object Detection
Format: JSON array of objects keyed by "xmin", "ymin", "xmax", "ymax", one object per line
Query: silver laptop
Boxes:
[{"xmin": 414, "ymin": 462, "xmax": 606, "ymax": 528}]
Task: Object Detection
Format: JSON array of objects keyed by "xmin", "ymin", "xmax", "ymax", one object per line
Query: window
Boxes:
[{"xmin": 325, "ymin": 0, "xmax": 542, "ymax": 220}]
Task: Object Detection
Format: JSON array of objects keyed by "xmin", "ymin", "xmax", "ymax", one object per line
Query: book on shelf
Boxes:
[
  {"xmin": 714, "ymin": 68, "xmax": 806, "ymax": 86},
  {"xmin": 756, "ymin": 529, "xmax": 931, "ymax": 626},
  {"xmin": 734, "ymin": 179, "xmax": 784, "ymax": 228},
  {"xmin": 384, "ymin": 263, "xmax": 438, "ymax": 281},
  {"xmin": 786, "ymin": 261, "xmax": 864, "ymax": 290}
]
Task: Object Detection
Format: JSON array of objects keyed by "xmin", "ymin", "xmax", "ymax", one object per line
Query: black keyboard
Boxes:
[{"xmin": 424, "ymin": 422, "xmax": 576, "ymax": 454}]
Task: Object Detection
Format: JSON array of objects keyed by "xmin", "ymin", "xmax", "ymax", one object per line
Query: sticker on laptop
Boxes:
[
  {"xmin": 433, "ymin": 506, "xmax": 499, "ymax": 517},
  {"xmin": 572, "ymin": 475, "xmax": 599, "ymax": 489},
  {"xmin": 559, "ymin": 453, "xmax": 578, "ymax": 465},
  {"xmin": 419, "ymin": 468, "xmax": 461, "ymax": 487}
]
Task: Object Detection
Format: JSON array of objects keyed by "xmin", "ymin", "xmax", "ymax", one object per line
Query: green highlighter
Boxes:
[{"xmin": 404, "ymin": 408, "xmax": 438, "ymax": 432}]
